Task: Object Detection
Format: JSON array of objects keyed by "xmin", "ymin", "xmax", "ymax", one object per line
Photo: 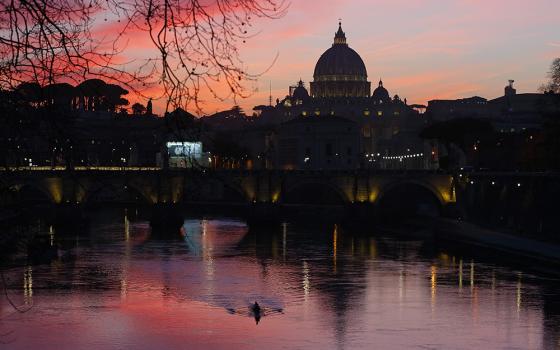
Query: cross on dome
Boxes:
[{"xmin": 334, "ymin": 21, "xmax": 347, "ymax": 45}]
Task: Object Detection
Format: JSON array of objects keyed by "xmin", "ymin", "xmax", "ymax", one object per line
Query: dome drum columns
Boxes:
[{"xmin": 310, "ymin": 81, "xmax": 371, "ymax": 98}]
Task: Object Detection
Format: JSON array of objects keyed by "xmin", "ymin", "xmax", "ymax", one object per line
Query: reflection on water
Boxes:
[
  {"xmin": 23, "ymin": 266, "xmax": 32, "ymax": 305},
  {"xmin": 1, "ymin": 209, "xmax": 560, "ymax": 349}
]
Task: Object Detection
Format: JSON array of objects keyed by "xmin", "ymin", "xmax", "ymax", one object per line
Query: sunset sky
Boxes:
[{"xmin": 128, "ymin": 0, "xmax": 560, "ymax": 115}]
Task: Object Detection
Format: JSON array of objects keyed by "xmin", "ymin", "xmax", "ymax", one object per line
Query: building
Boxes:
[
  {"xmin": 426, "ymin": 96, "xmax": 488, "ymax": 121},
  {"xmin": 426, "ymin": 80, "xmax": 560, "ymax": 133},
  {"xmin": 423, "ymin": 81, "xmax": 560, "ymax": 170},
  {"xmin": 255, "ymin": 22, "xmax": 429, "ymax": 170},
  {"xmin": 277, "ymin": 116, "xmax": 360, "ymax": 170}
]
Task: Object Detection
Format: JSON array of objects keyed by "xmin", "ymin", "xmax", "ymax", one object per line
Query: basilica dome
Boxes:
[
  {"xmin": 310, "ymin": 23, "xmax": 371, "ymax": 98},
  {"xmin": 292, "ymin": 80, "xmax": 310, "ymax": 101},
  {"xmin": 313, "ymin": 43, "xmax": 367, "ymax": 79},
  {"xmin": 372, "ymin": 80, "xmax": 390, "ymax": 103}
]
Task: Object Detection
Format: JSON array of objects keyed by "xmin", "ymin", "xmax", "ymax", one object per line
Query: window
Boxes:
[
  {"xmin": 362, "ymin": 127, "xmax": 371, "ymax": 138},
  {"xmin": 377, "ymin": 111, "xmax": 383, "ymax": 117}
]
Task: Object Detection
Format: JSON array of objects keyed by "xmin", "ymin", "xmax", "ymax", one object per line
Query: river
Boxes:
[{"xmin": 1, "ymin": 208, "xmax": 558, "ymax": 349}]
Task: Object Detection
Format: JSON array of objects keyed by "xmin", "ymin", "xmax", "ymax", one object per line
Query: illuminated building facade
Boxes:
[{"xmin": 254, "ymin": 22, "xmax": 430, "ymax": 170}]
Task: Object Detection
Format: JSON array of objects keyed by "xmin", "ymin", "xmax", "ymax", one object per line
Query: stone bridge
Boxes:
[
  {"xmin": 0, "ymin": 168, "xmax": 456, "ymax": 212},
  {"xmin": 5, "ymin": 167, "xmax": 560, "ymax": 236}
]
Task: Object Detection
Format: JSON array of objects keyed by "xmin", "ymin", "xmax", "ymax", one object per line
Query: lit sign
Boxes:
[
  {"xmin": 166, "ymin": 141, "xmax": 208, "ymax": 168},
  {"xmin": 166, "ymin": 142, "xmax": 202, "ymax": 158}
]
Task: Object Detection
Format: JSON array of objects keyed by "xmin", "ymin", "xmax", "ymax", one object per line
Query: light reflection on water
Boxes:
[{"xmin": 1, "ymin": 209, "xmax": 559, "ymax": 349}]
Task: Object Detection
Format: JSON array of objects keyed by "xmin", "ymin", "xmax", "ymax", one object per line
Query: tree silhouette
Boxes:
[
  {"xmin": 0, "ymin": 0, "xmax": 287, "ymax": 113},
  {"xmin": 420, "ymin": 118, "xmax": 494, "ymax": 152},
  {"xmin": 131, "ymin": 102, "xmax": 147, "ymax": 116},
  {"xmin": 540, "ymin": 58, "xmax": 560, "ymax": 93},
  {"xmin": 420, "ymin": 118, "xmax": 494, "ymax": 170},
  {"xmin": 12, "ymin": 79, "xmax": 130, "ymax": 112}
]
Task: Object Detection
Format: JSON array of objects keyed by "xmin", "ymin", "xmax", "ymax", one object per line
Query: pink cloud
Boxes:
[{"xmin": 81, "ymin": 0, "xmax": 560, "ymax": 114}]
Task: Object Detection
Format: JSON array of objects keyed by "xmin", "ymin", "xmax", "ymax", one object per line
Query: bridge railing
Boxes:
[
  {"xmin": 0, "ymin": 166, "xmax": 450, "ymax": 174},
  {"xmin": 0, "ymin": 166, "xmax": 162, "ymax": 172}
]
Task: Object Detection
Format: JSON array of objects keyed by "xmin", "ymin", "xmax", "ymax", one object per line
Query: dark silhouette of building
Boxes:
[
  {"xmin": 426, "ymin": 80, "xmax": 560, "ymax": 132},
  {"xmin": 277, "ymin": 115, "xmax": 360, "ymax": 169},
  {"xmin": 250, "ymin": 22, "xmax": 429, "ymax": 170}
]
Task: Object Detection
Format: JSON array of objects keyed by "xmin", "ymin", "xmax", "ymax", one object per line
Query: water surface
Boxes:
[{"xmin": 1, "ymin": 209, "xmax": 559, "ymax": 349}]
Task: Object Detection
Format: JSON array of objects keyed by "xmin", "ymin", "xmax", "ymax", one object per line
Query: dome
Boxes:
[
  {"xmin": 313, "ymin": 45, "xmax": 368, "ymax": 79},
  {"xmin": 372, "ymin": 80, "xmax": 390, "ymax": 102},
  {"xmin": 313, "ymin": 23, "xmax": 367, "ymax": 80},
  {"xmin": 292, "ymin": 80, "xmax": 309, "ymax": 101},
  {"xmin": 310, "ymin": 23, "xmax": 371, "ymax": 98}
]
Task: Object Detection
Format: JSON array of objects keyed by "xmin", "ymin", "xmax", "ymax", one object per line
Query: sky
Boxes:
[{"xmin": 125, "ymin": 0, "xmax": 560, "ymax": 115}]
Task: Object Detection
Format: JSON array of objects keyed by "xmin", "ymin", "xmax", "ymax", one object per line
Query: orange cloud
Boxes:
[{"xmin": 84, "ymin": 0, "xmax": 560, "ymax": 115}]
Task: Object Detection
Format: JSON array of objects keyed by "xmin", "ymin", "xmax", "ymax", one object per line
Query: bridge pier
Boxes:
[
  {"xmin": 440, "ymin": 202, "xmax": 460, "ymax": 219},
  {"xmin": 342, "ymin": 202, "xmax": 377, "ymax": 227},
  {"xmin": 48, "ymin": 203, "xmax": 87, "ymax": 229},
  {"xmin": 150, "ymin": 203, "xmax": 185, "ymax": 237},
  {"xmin": 245, "ymin": 202, "xmax": 281, "ymax": 227}
]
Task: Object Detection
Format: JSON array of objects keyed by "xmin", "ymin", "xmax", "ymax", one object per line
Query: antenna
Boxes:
[{"xmin": 269, "ymin": 81, "xmax": 272, "ymax": 106}]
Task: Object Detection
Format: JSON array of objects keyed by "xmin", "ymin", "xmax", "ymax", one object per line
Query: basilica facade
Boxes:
[{"xmin": 255, "ymin": 23, "xmax": 433, "ymax": 170}]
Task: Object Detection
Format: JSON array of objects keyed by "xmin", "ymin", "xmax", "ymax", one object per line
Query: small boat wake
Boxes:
[{"xmin": 226, "ymin": 302, "xmax": 284, "ymax": 324}]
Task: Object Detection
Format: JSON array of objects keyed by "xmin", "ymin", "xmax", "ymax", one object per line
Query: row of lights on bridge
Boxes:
[
  {"xmin": 383, "ymin": 153, "xmax": 424, "ymax": 160},
  {"xmin": 467, "ymin": 179, "xmax": 523, "ymax": 188}
]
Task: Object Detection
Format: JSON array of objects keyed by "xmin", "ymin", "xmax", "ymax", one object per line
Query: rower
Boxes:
[
  {"xmin": 252, "ymin": 301, "xmax": 261, "ymax": 313},
  {"xmin": 252, "ymin": 302, "xmax": 262, "ymax": 324}
]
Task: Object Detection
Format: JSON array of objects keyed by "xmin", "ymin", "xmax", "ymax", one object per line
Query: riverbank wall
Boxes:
[{"xmin": 433, "ymin": 218, "xmax": 560, "ymax": 271}]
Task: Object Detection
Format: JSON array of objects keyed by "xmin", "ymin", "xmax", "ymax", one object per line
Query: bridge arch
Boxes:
[
  {"xmin": 210, "ymin": 178, "xmax": 249, "ymax": 203},
  {"xmin": 282, "ymin": 181, "xmax": 349, "ymax": 205},
  {"xmin": 0, "ymin": 178, "xmax": 59, "ymax": 204},
  {"xmin": 222, "ymin": 182, "xmax": 249, "ymax": 203},
  {"xmin": 182, "ymin": 176, "xmax": 249, "ymax": 203},
  {"xmin": 376, "ymin": 180, "xmax": 443, "ymax": 219},
  {"xmin": 85, "ymin": 182, "xmax": 153, "ymax": 205},
  {"xmin": 14, "ymin": 183, "xmax": 55, "ymax": 204}
]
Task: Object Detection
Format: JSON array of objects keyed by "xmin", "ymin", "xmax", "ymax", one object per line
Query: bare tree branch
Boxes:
[{"xmin": 0, "ymin": 0, "xmax": 288, "ymax": 112}]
